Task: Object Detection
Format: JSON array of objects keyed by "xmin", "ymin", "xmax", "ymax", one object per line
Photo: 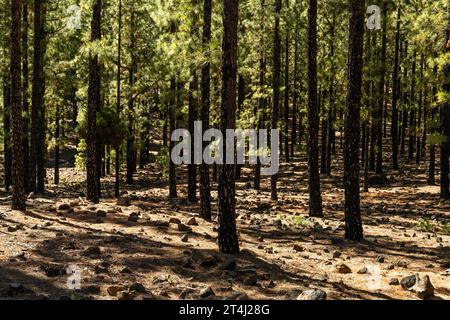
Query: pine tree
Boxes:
[
  {"xmin": 344, "ymin": 0, "xmax": 365, "ymax": 241},
  {"xmin": 217, "ymin": 0, "xmax": 239, "ymax": 254},
  {"xmin": 307, "ymin": 0, "xmax": 322, "ymax": 217}
]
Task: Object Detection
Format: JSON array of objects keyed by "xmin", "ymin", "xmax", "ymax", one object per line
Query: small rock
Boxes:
[
  {"xmin": 199, "ymin": 286, "xmax": 215, "ymax": 298},
  {"xmin": 396, "ymin": 261, "xmax": 408, "ymax": 268},
  {"xmin": 129, "ymin": 282, "xmax": 147, "ymax": 293},
  {"xmin": 400, "ymin": 275, "xmax": 417, "ymax": 290},
  {"xmin": 386, "ymin": 264, "xmax": 395, "ymax": 270},
  {"xmin": 389, "ymin": 278, "xmax": 399, "ymax": 286},
  {"xmin": 82, "ymin": 246, "xmax": 101, "ymax": 257},
  {"xmin": 7, "ymin": 226, "xmax": 17, "ymax": 233},
  {"xmin": 128, "ymin": 212, "xmax": 139, "ymax": 222},
  {"xmin": 332, "ymin": 251, "xmax": 342, "ymax": 259},
  {"xmin": 186, "ymin": 217, "xmax": 197, "ymax": 226},
  {"xmin": 376, "ymin": 256, "xmax": 385, "ymax": 263},
  {"xmin": 178, "ymin": 223, "xmax": 192, "ymax": 232},
  {"xmin": 335, "ymin": 264, "xmax": 352, "ymax": 274},
  {"xmin": 357, "ymin": 267, "xmax": 368, "ymax": 274},
  {"xmin": 120, "ymin": 267, "xmax": 132, "ymax": 274},
  {"xmin": 107, "ymin": 285, "xmax": 128, "ymax": 296},
  {"xmin": 96, "ymin": 210, "xmax": 107, "ymax": 218},
  {"xmin": 57, "ymin": 203, "xmax": 71, "ymax": 211},
  {"xmin": 118, "ymin": 291, "xmax": 135, "ymax": 300},
  {"xmin": 169, "ymin": 217, "xmax": 181, "ymax": 225},
  {"xmin": 293, "ymin": 244, "xmax": 304, "ymax": 252},
  {"xmin": 297, "ymin": 289, "xmax": 327, "ymax": 300},
  {"xmin": 411, "ymin": 275, "xmax": 434, "ymax": 299},
  {"xmin": 181, "ymin": 234, "xmax": 189, "ymax": 242}
]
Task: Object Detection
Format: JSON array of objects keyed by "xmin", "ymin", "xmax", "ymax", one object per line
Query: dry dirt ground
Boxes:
[{"xmin": 0, "ymin": 154, "xmax": 449, "ymax": 300}]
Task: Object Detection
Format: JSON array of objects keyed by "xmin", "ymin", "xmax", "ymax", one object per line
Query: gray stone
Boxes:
[
  {"xmin": 199, "ymin": 286, "xmax": 215, "ymax": 298},
  {"xmin": 297, "ymin": 289, "xmax": 327, "ymax": 300},
  {"xmin": 400, "ymin": 275, "xmax": 417, "ymax": 290}
]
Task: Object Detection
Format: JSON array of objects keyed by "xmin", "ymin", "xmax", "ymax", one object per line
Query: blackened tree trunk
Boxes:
[
  {"xmin": 400, "ymin": 41, "xmax": 408, "ymax": 156},
  {"xmin": 31, "ymin": 0, "xmax": 47, "ymax": 193},
  {"xmin": 199, "ymin": 0, "xmax": 212, "ymax": 219},
  {"xmin": 283, "ymin": 0, "xmax": 290, "ymax": 163},
  {"xmin": 271, "ymin": 0, "xmax": 282, "ymax": 201},
  {"xmin": 375, "ymin": 0, "xmax": 387, "ymax": 174},
  {"xmin": 22, "ymin": 0, "xmax": 30, "ymax": 192},
  {"xmin": 408, "ymin": 51, "xmax": 417, "ymax": 161},
  {"xmin": 320, "ymin": 91, "xmax": 327, "ymax": 174},
  {"xmin": 291, "ymin": 25, "xmax": 298, "ymax": 159},
  {"xmin": 126, "ymin": 10, "xmax": 136, "ymax": 185},
  {"xmin": 168, "ymin": 78, "xmax": 177, "ymax": 199},
  {"xmin": 115, "ymin": 0, "xmax": 122, "ymax": 198},
  {"xmin": 391, "ymin": 7, "xmax": 401, "ymax": 170},
  {"xmin": 11, "ymin": 0, "xmax": 25, "ymax": 210},
  {"xmin": 344, "ymin": 0, "xmax": 364, "ymax": 241},
  {"xmin": 416, "ymin": 53, "xmax": 424, "ymax": 164},
  {"xmin": 429, "ymin": 65, "xmax": 438, "ymax": 185},
  {"xmin": 326, "ymin": 11, "xmax": 336, "ymax": 176},
  {"xmin": 307, "ymin": 0, "xmax": 323, "ymax": 216},
  {"xmin": 54, "ymin": 103, "xmax": 59, "ymax": 184},
  {"xmin": 86, "ymin": 0, "xmax": 101, "ymax": 203},
  {"xmin": 440, "ymin": 24, "xmax": 450, "ymax": 199},
  {"xmin": 3, "ymin": 79, "xmax": 12, "ymax": 192},
  {"xmin": 217, "ymin": 0, "xmax": 239, "ymax": 254},
  {"xmin": 255, "ymin": 0, "xmax": 266, "ymax": 190},
  {"xmin": 188, "ymin": 71, "xmax": 198, "ymax": 202},
  {"xmin": 235, "ymin": 74, "xmax": 245, "ymax": 179}
]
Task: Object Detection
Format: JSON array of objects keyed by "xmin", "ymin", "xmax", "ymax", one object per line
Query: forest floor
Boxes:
[{"xmin": 0, "ymin": 150, "xmax": 449, "ymax": 300}]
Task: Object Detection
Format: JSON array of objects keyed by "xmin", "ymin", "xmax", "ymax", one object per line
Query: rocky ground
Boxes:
[{"xmin": 0, "ymin": 155, "xmax": 449, "ymax": 300}]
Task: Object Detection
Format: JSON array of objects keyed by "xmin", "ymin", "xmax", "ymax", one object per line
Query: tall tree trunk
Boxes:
[
  {"xmin": 429, "ymin": 65, "xmax": 438, "ymax": 185},
  {"xmin": 54, "ymin": 103, "xmax": 59, "ymax": 184},
  {"xmin": 168, "ymin": 78, "xmax": 177, "ymax": 199},
  {"xmin": 31, "ymin": 0, "xmax": 47, "ymax": 193},
  {"xmin": 400, "ymin": 41, "xmax": 408, "ymax": 157},
  {"xmin": 3, "ymin": 79, "xmax": 12, "ymax": 192},
  {"xmin": 199, "ymin": 0, "xmax": 212, "ymax": 219},
  {"xmin": 408, "ymin": 50, "xmax": 417, "ymax": 161},
  {"xmin": 218, "ymin": 0, "xmax": 239, "ymax": 254},
  {"xmin": 307, "ymin": 0, "xmax": 323, "ymax": 216},
  {"xmin": 283, "ymin": 0, "xmax": 290, "ymax": 163},
  {"xmin": 255, "ymin": 0, "xmax": 266, "ymax": 190},
  {"xmin": 115, "ymin": 0, "xmax": 122, "ymax": 198},
  {"xmin": 187, "ymin": 73, "xmax": 198, "ymax": 202},
  {"xmin": 22, "ymin": 0, "xmax": 30, "ymax": 192},
  {"xmin": 375, "ymin": 0, "xmax": 387, "ymax": 174},
  {"xmin": 126, "ymin": 10, "xmax": 136, "ymax": 185},
  {"xmin": 291, "ymin": 25, "xmax": 298, "ymax": 159},
  {"xmin": 344, "ymin": 0, "xmax": 364, "ymax": 241},
  {"xmin": 320, "ymin": 91, "xmax": 327, "ymax": 174},
  {"xmin": 391, "ymin": 7, "xmax": 401, "ymax": 170},
  {"xmin": 271, "ymin": 0, "xmax": 282, "ymax": 201},
  {"xmin": 416, "ymin": 53, "xmax": 424, "ymax": 164},
  {"xmin": 326, "ymin": 11, "xmax": 336, "ymax": 176},
  {"xmin": 235, "ymin": 74, "xmax": 245, "ymax": 179},
  {"xmin": 440, "ymin": 23, "xmax": 450, "ymax": 199},
  {"xmin": 11, "ymin": 0, "xmax": 25, "ymax": 210},
  {"xmin": 86, "ymin": 0, "xmax": 101, "ymax": 203}
]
